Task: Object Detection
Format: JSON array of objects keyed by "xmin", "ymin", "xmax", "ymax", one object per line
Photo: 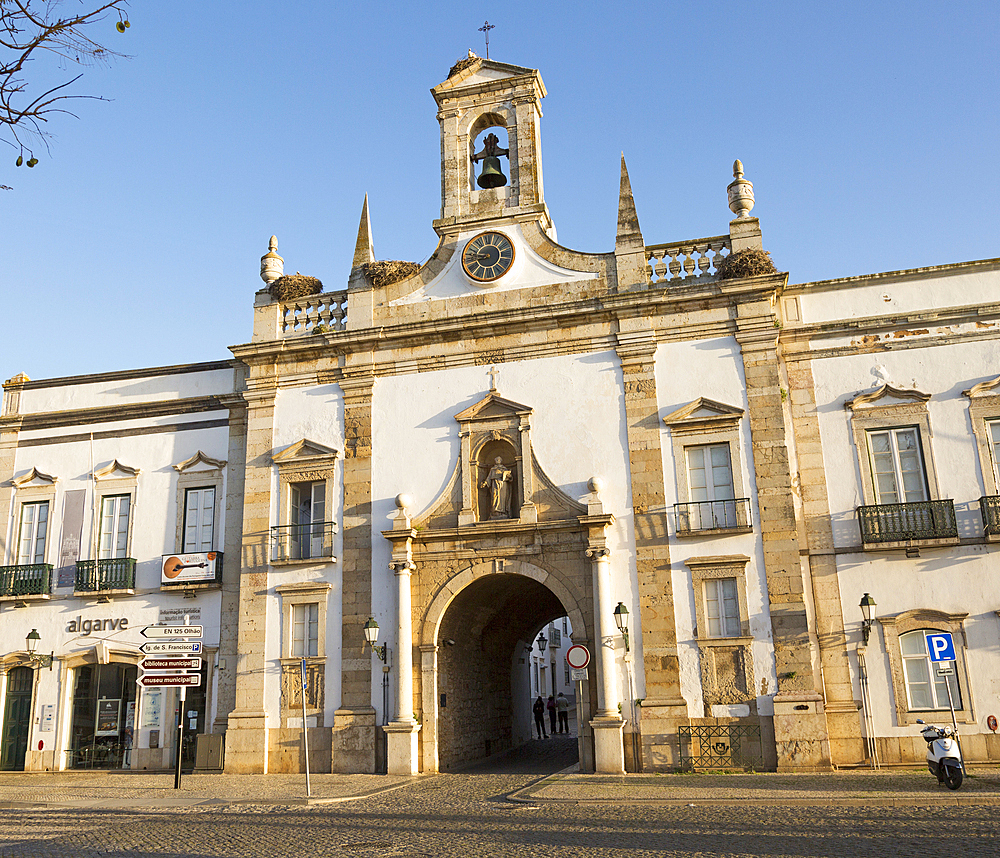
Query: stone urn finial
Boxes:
[
  {"xmin": 727, "ymin": 159, "xmax": 755, "ymax": 219},
  {"xmin": 260, "ymin": 235, "xmax": 284, "ymax": 284}
]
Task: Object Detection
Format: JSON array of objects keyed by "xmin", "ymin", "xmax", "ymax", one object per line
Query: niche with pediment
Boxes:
[{"xmin": 417, "ymin": 392, "xmax": 585, "ymax": 530}]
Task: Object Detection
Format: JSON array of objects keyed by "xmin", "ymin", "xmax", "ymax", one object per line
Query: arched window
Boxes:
[{"xmin": 900, "ymin": 629, "xmax": 961, "ymax": 710}]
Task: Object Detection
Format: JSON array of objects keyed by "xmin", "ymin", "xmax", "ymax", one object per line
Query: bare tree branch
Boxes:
[{"xmin": 1, "ymin": 0, "xmax": 131, "ymax": 172}]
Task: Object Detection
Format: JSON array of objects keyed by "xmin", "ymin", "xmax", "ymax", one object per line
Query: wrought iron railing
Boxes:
[
  {"xmin": 980, "ymin": 496, "xmax": 1000, "ymax": 537},
  {"xmin": 271, "ymin": 522, "xmax": 337, "ymax": 561},
  {"xmin": 674, "ymin": 498, "xmax": 752, "ymax": 534},
  {"xmin": 74, "ymin": 558, "xmax": 136, "ymax": 592},
  {"xmin": 679, "ymin": 724, "xmax": 764, "ymax": 770},
  {"xmin": 0, "ymin": 563, "xmax": 52, "ymax": 597},
  {"xmin": 550, "ymin": 628, "xmax": 561, "ymax": 648},
  {"xmin": 856, "ymin": 500, "xmax": 958, "ymax": 544}
]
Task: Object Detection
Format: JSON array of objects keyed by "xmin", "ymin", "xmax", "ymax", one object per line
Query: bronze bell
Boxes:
[{"xmin": 477, "ymin": 156, "xmax": 507, "ymax": 189}]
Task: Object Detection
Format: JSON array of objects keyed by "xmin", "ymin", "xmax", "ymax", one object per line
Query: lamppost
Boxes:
[
  {"xmin": 613, "ymin": 603, "xmax": 630, "ymax": 652},
  {"xmin": 536, "ymin": 634, "xmax": 549, "ymax": 696},
  {"xmin": 25, "ymin": 629, "xmax": 53, "ymax": 670},
  {"xmin": 363, "ymin": 617, "xmax": 390, "ymax": 773},
  {"xmin": 613, "ymin": 602, "xmax": 639, "ymax": 771},
  {"xmin": 860, "ymin": 593, "xmax": 877, "ymax": 644},
  {"xmin": 857, "ymin": 593, "xmax": 879, "ymax": 770}
]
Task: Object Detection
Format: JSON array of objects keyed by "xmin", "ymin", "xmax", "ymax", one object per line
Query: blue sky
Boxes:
[{"xmin": 4, "ymin": 1, "xmax": 998, "ymax": 381}]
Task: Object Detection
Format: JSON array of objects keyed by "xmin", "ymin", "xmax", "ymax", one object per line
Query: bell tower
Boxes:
[{"xmin": 431, "ymin": 56, "xmax": 553, "ymax": 238}]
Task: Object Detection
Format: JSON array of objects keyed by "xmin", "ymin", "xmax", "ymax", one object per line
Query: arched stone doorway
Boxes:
[{"xmin": 417, "ymin": 559, "xmax": 590, "ymax": 773}]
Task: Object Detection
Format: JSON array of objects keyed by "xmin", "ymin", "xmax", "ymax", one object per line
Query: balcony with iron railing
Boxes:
[
  {"xmin": 75, "ymin": 558, "xmax": 136, "ymax": 594},
  {"xmin": 980, "ymin": 496, "xmax": 1000, "ymax": 541},
  {"xmin": 271, "ymin": 522, "xmax": 337, "ymax": 563},
  {"xmin": 674, "ymin": 499, "xmax": 753, "ymax": 536},
  {"xmin": 0, "ymin": 563, "xmax": 52, "ymax": 600},
  {"xmin": 857, "ymin": 500, "xmax": 959, "ymax": 549}
]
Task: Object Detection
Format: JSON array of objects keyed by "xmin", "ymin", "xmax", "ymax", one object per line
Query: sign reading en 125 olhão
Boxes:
[
  {"xmin": 141, "ymin": 625, "xmax": 203, "ymax": 639},
  {"xmin": 925, "ymin": 632, "xmax": 956, "ymax": 663}
]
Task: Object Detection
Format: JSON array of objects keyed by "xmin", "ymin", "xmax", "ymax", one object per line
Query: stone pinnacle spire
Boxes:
[
  {"xmin": 352, "ymin": 194, "xmax": 376, "ymax": 269},
  {"xmin": 616, "ymin": 154, "xmax": 644, "ymax": 251}
]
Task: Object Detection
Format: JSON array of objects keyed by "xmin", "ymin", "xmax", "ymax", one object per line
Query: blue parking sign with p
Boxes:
[{"xmin": 925, "ymin": 632, "xmax": 956, "ymax": 662}]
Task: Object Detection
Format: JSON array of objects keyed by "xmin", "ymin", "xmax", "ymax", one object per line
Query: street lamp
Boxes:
[
  {"xmin": 613, "ymin": 602, "xmax": 630, "ymax": 652},
  {"xmin": 860, "ymin": 594, "xmax": 877, "ymax": 645},
  {"xmin": 25, "ymin": 629, "xmax": 53, "ymax": 670},
  {"xmin": 363, "ymin": 617, "xmax": 388, "ymax": 662},
  {"xmin": 536, "ymin": 633, "xmax": 547, "ymax": 653}
]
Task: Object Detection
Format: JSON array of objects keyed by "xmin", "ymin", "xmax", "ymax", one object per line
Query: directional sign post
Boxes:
[
  {"xmin": 140, "ymin": 641, "xmax": 202, "ymax": 655},
  {"xmin": 137, "ymin": 673, "xmax": 201, "ymax": 688},
  {"xmin": 141, "ymin": 625, "xmax": 203, "ymax": 639},
  {"xmin": 140, "ymin": 657, "xmax": 202, "ymax": 672}
]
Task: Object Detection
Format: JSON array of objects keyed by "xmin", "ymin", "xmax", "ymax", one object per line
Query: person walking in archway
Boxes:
[
  {"xmin": 556, "ymin": 692, "xmax": 570, "ymax": 734},
  {"xmin": 547, "ymin": 695, "xmax": 557, "ymax": 736},
  {"xmin": 532, "ymin": 695, "xmax": 548, "ymax": 739}
]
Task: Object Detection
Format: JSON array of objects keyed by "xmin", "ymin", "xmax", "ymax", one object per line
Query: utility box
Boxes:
[{"xmin": 193, "ymin": 733, "xmax": 224, "ymax": 772}]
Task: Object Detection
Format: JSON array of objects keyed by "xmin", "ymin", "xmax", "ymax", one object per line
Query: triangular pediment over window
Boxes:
[
  {"xmin": 11, "ymin": 467, "xmax": 57, "ymax": 488},
  {"xmin": 454, "ymin": 393, "xmax": 532, "ymax": 423},
  {"xmin": 663, "ymin": 398, "xmax": 744, "ymax": 432},
  {"xmin": 93, "ymin": 460, "xmax": 140, "ymax": 480},
  {"xmin": 173, "ymin": 451, "xmax": 227, "ymax": 473},
  {"xmin": 846, "ymin": 384, "xmax": 931, "ymax": 410},
  {"xmin": 272, "ymin": 438, "xmax": 340, "ymax": 466}
]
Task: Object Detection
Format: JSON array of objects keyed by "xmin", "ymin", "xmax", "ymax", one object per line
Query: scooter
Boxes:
[{"xmin": 916, "ymin": 720, "xmax": 963, "ymax": 790}]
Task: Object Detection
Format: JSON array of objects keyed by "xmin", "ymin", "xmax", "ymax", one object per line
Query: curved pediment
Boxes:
[
  {"xmin": 964, "ymin": 374, "xmax": 1000, "ymax": 398},
  {"xmin": 846, "ymin": 384, "xmax": 931, "ymax": 410},
  {"xmin": 11, "ymin": 467, "xmax": 57, "ymax": 487},
  {"xmin": 173, "ymin": 450, "xmax": 227, "ymax": 472},
  {"xmin": 93, "ymin": 460, "xmax": 139, "ymax": 480}
]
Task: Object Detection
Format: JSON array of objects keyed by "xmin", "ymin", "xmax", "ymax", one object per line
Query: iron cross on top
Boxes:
[{"xmin": 479, "ymin": 21, "xmax": 495, "ymax": 59}]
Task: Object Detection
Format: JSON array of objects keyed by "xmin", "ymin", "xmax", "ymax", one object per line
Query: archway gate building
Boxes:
[{"xmin": 3, "ymin": 57, "xmax": 1000, "ymax": 775}]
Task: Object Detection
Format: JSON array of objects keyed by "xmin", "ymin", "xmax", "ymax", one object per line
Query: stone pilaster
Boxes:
[
  {"xmin": 0, "ymin": 374, "xmax": 26, "ymax": 561},
  {"xmin": 225, "ymin": 384, "xmax": 277, "ymax": 772},
  {"xmin": 332, "ymin": 374, "xmax": 377, "ymax": 773},
  {"xmin": 734, "ymin": 291, "xmax": 832, "ymax": 771},
  {"xmin": 784, "ymin": 348, "xmax": 864, "ymax": 765},
  {"xmin": 588, "ymin": 546, "xmax": 625, "ymax": 774},
  {"xmin": 214, "ymin": 387, "xmax": 248, "ymax": 734},
  {"xmin": 615, "ymin": 330, "xmax": 687, "ymax": 768}
]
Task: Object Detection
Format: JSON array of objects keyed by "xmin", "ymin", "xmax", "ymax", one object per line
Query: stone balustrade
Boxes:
[
  {"xmin": 646, "ymin": 236, "xmax": 731, "ymax": 284},
  {"xmin": 280, "ymin": 291, "xmax": 348, "ymax": 336}
]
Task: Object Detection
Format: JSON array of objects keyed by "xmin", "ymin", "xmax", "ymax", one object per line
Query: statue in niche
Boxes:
[{"xmin": 480, "ymin": 456, "xmax": 513, "ymax": 519}]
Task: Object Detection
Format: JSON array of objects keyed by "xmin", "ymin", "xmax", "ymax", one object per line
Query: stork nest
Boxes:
[
  {"xmin": 269, "ymin": 274, "xmax": 324, "ymax": 301},
  {"xmin": 362, "ymin": 260, "xmax": 420, "ymax": 288},
  {"xmin": 449, "ymin": 55, "xmax": 479, "ymax": 77},
  {"xmin": 716, "ymin": 248, "xmax": 777, "ymax": 280}
]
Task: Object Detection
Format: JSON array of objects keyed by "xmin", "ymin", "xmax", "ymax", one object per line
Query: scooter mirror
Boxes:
[{"xmin": 916, "ymin": 719, "xmax": 924, "ymax": 724}]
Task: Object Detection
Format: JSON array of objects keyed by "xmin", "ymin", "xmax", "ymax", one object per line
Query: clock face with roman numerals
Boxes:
[{"xmin": 462, "ymin": 231, "xmax": 515, "ymax": 282}]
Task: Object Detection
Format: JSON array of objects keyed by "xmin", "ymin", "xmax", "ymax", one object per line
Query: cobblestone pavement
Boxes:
[
  {"xmin": 1, "ymin": 737, "xmax": 999, "ymax": 857},
  {"xmin": 2, "ymin": 771, "xmax": 999, "ymax": 858}
]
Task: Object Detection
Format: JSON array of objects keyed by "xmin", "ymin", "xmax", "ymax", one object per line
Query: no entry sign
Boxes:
[{"xmin": 566, "ymin": 644, "xmax": 590, "ymax": 670}]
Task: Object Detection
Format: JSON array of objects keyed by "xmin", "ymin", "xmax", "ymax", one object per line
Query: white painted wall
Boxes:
[
  {"xmin": 811, "ymin": 334, "xmax": 1000, "ymax": 738},
  {"xmin": 369, "ymin": 352, "xmax": 636, "ymax": 720},
  {"xmin": 654, "ymin": 336, "xmax": 777, "ymax": 718}
]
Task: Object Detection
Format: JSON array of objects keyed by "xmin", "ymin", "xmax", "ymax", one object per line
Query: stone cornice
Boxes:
[
  {"xmin": 783, "ymin": 256, "xmax": 1000, "ymax": 296},
  {"xmin": 2, "ymin": 395, "xmax": 233, "ymax": 433},
  {"xmin": 11, "ymin": 360, "xmax": 236, "ymax": 391},
  {"xmin": 231, "ymin": 275, "xmax": 783, "ymax": 374}
]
